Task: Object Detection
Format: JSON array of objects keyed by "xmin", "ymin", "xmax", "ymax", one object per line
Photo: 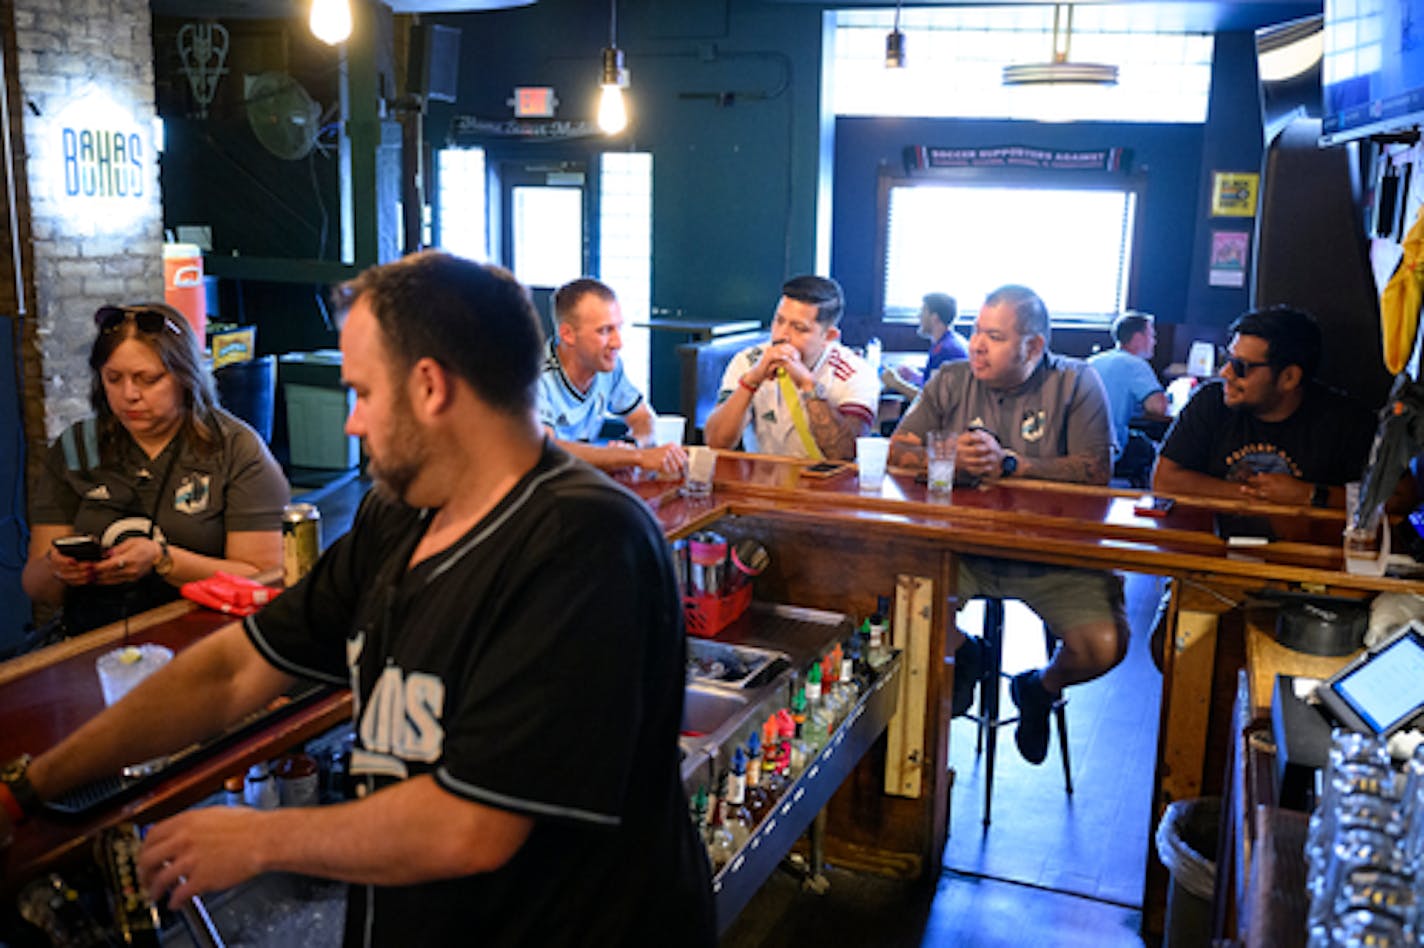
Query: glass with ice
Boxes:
[{"xmin": 95, "ymin": 644, "xmax": 174, "ymax": 706}]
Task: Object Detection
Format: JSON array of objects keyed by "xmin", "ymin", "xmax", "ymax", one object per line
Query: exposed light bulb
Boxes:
[
  {"xmin": 310, "ymin": 0, "xmax": 352, "ymax": 46},
  {"xmin": 598, "ymin": 83, "xmax": 627, "ymax": 134}
]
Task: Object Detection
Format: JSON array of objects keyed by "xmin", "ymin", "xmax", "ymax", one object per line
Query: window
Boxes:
[
  {"xmin": 830, "ymin": 8, "xmax": 1213, "ymax": 123},
  {"xmin": 435, "ymin": 147, "xmax": 487, "ymax": 260},
  {"xmin": 599, "ymin": 152, "xmax": 653, "ymax": 397},
  {"xmin": 880, "ymin": 180, "xmax": 1136, "ymax": 325},
  {"xmin": 511, "ymin": 186, "xmax": 584, "ymax": 288}
]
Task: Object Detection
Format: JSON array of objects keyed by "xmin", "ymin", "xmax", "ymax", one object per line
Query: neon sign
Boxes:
[{"xmin": 50, "ymin": 90, "xmax": 153, "ymax": 223}]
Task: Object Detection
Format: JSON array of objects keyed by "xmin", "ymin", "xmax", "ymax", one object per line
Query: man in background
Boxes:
[
  {"xmin": 538, "ymin": 277, "xmax": 687, "ymax": 477},
  {"xmin": 704, "ymin": 275, "xmax": 880, "ymax": 461},
  {"xmin": 880, "ymin": 292, "xmax": 969, "ymax": 399},
  {"xmin": 1088, "ymin": 311, "xmax": 1168, "ymax": 485},
  {"xmin": 889, "ymin": 285, "xmax": 1124, "ymax": 766},
  {"xmin": 1153, "ymin": 306, "xmax": 1374, "ymax": 508}
]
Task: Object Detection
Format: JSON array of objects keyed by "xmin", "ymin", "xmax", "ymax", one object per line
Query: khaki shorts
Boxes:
[{"xmin": 956, "ymin": 555, "xmax": 1127, "ymax": 634}]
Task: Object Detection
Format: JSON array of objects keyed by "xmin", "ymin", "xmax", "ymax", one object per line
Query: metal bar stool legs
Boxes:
[{"xmin": 970, "ymin": 598, "xmax": 1073, "ymax": 826}]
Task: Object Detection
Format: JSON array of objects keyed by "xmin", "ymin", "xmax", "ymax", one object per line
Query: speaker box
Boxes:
[{"xmin": 409, "ymin": 23, "xmax": 461, "ymax": 104}]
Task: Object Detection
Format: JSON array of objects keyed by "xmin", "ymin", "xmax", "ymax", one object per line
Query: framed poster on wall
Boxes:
[
  {"xmin": 1212, "ymin": 172, "xmax": 1259, "ymax": 217},
  {"xmin": 1209, "ymin": 230, "xmax": 1250, "ymax": 287}
]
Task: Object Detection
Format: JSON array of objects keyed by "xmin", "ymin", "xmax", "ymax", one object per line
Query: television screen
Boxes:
[{"xmin": 1321, "ymin": 0, "xmax": 1424, "ymax": 145}]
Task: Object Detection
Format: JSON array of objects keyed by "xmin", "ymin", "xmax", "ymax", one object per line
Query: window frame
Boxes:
[{"xmin": 871, "ymin": 166, "xmax": 1147, "ymax": 331}]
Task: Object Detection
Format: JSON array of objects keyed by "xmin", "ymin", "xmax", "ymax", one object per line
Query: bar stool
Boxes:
[{"xmin": 964, "ymin": 597, "xmax": 1073, "ymax": 826}]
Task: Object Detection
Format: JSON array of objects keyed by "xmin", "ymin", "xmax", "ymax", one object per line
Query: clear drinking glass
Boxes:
[
  {"xmin": 926, "ymin": 431, "xmax": 957, "ymax": 495},
  {"xmin": 856, "ymin": 437, "xmax": 889, "ymax": 492}
]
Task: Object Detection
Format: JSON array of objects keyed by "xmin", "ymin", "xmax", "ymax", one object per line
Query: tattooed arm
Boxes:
[{"xmin": 804, "ymin": 396, "xmax": 869, "ymax": 461}]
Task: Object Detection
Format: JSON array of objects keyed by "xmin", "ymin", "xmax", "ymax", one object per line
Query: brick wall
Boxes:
[{"xmin": 14, "ymin": 0, "xmax": 163, "ymax": 443}]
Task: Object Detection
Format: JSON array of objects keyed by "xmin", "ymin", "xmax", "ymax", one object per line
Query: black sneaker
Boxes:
[
  {"xmin": 951, "ymin": 635, "xmax": 983, "ymax": 718},
  {"xmin": 1009, "ymin": 669, "xmax": 1054, "ymax": 765}
]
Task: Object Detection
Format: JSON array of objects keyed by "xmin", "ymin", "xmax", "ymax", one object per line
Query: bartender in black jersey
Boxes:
[{"xmin": 1, "ymin": 253, "xmax": 714, "ymax": 947}]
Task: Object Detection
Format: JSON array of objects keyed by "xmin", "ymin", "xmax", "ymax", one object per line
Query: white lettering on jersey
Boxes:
[
  {"xmin": 357, "ymin": 664, "xmax": 447, "ymax": 767},
  {"xmin": 396, "ymin": 672, "xmax": 445, "ymax": 762}
]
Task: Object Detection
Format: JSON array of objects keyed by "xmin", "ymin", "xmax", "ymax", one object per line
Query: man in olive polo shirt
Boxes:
[{"xmin": 889, "ymin": 284, "xmax": 1125, "ymax": 766}]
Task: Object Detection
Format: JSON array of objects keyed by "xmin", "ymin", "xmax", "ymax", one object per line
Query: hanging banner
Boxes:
[{"xmin": 905, "ymin": 145, "xmax": 1128, "ymax": 173}]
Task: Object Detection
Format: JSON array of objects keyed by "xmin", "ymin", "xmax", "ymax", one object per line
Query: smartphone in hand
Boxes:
[{"xmin": 53, "ymin": 535, "xmax": 103, "ymax": 561}]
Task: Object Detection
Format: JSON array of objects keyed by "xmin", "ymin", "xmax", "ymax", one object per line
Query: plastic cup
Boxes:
[
  {"xmin": 1343, "ymin": 481, "xmax": 1390, "ymax": 577},
  {"xmin": 926, "ymin": 431, "xmax": 957, "ymax": 495},
  {"xmin": 653, "ymin": 414, "xmax": 687, "ymax": 446},
  {"xmin": 856, "ymin": 437, "xmax": 890, "ymax": 492},
  {"xmin": 95, "ymin": 644, "xmax": 173, "ymax": 706},
  {"xmin": 683, "ymin": 446, "xmax": 717, "ymax": 498}
]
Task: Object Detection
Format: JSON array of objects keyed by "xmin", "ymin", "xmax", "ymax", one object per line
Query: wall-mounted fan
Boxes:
[{"xmin": 244, "ymin": 72, "xmax": 322, "ymax": 160}]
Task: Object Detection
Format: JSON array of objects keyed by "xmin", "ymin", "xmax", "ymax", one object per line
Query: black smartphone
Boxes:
[
  {"xmin": 1214, "ymin": 513, "xmax": 1276, "ymax": 543},
  {"xmin": 801, "ymin": 461, "xmax": 851, "ymax": 479},
  {"xmin": 53, "ymin": 535, "xmax": 103, "ymax": 561}
]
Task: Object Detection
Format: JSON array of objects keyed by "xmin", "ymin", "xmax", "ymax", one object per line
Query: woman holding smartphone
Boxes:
[{"xmin": 21, "ymin": 303, "xmax": 288, "ymax": 637}]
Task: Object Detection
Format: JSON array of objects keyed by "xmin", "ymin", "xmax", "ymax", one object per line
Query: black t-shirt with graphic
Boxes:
[
  {"xmin": 1160, "ymin": 380, "xmax": 1376, "ymax": 485},
  {"xmin": 247, "ymin": 441, "xmax": 714, "ymax": 948}
]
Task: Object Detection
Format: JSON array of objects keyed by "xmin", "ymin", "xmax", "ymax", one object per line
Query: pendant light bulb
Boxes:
[
  {"xmin": 885, "ymin": 0, "xmax": 906, "ymax": 69},
  {"xmin": 598, "ymin": 46, "xmax": 628, "ymax": 134},
  {"xmin": 310, "ymin": 0, "xmax": 353, "ymax": 46}
]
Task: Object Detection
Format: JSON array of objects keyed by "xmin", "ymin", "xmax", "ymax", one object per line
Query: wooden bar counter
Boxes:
[
  {"xmin": 2, "ymin": 455, "xmax": 1417, "ymax": 936},
  {"xmin": 635, "ymin": 452, "xmax": 1423, "ymax": 934},
  {"xmin": 0, "ymin": 599, "xmax": 350, "ymax": 897}
]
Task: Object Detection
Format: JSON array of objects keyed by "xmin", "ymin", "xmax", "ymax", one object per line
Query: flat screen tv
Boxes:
[{"xmin": 1322, "ymin": 0, "xmax": 1424, "ymax": 145}]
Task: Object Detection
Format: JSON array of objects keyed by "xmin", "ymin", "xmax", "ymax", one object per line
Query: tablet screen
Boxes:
[{"xmin": 1332, "ymin": 631, "xmax": 1424, "ymax": 734}]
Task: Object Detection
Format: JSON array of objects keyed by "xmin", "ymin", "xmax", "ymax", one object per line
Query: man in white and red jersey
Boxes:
[{"xmin": 704, "ymin": 275, "xmax": 880, "ymax": 461}]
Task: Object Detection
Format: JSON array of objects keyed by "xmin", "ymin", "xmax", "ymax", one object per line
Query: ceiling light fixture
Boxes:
[
  {"xmin": 885, "ymin": 0, "xmax": 906, "ymax": 70},
  {"xmin": 598, "ymin": 0, "xmax": 629, "ymax": 134},
  {"xmin": 1002, "ymin": 4, "xmax": 1117, "ymax": 87},
  {"xmin": 309, "ymin": 0, "xmax": 353, "ymax": 46}
]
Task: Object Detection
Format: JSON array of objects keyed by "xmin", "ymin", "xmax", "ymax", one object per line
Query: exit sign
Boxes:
[{"xmin": 511, "ymin": 86, "xmax": 557, "ymax": 118}]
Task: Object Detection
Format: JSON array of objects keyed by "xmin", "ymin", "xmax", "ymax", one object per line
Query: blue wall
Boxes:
[{"xmin": 430, "ymin": 6, "xmax": 1279, "ymax": 385}]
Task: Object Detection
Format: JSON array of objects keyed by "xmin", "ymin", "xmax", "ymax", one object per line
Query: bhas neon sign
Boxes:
[{"xmin": 61, "ymin": 127, "xmax": 143, "ymax": 198}]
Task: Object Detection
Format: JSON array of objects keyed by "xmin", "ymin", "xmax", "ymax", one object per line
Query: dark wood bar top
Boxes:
[
  {"xmin": 0, "ymin": 599, "xmax": 350, "ymax": 895},
  {"xmin": 642, "ymin": 451, "xmax": 1416, "ymax": 594}
]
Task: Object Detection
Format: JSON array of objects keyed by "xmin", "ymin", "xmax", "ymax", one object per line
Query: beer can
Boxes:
[{"xmin": 282, "ymin": 503, "xmax": 322, "ymax": 587}]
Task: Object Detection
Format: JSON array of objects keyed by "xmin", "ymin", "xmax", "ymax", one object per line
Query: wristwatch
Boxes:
[
  {"xmin": 1000, "ymin": 451, "xmax": 1019, "ymax": 478},
  {"xmin": 1310, "ymin": 483, "xmax": 1330, "ymax": 508},
  {"xmin": 153, "ymin": 539, "xmax": 174, "ymax": 578},
  {"xmin": 0, "ymin": 754, "xmax": 40, "ymax": 823}
]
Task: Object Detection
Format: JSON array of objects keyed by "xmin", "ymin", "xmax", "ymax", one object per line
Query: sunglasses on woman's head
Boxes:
[{"xmin": 94, "ymin": 306, "xmax": 182, "ymax": 336}]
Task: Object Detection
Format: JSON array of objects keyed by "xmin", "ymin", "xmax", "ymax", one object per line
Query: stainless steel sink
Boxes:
[
  {"xmin": 686, "ymin": 639, "xmax": 788, "ymax": 689},
  {"xmin": 682, "ymin": 685, "xmax": 749, "ymax": 740}
]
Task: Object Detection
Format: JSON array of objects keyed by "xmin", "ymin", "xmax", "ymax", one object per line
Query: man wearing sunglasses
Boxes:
[{"xmin": 1153, "ymin": 306, "xmax": 1375, "ymax": 507}]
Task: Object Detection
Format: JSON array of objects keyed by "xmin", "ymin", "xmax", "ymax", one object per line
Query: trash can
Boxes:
[
  {"xmin": 214, "ymin": 354, "xmax": 276, "ymax": 444},
  {"xmin": 1155, "ymin": 796, "xmax": 1220, "ymax": 948}
]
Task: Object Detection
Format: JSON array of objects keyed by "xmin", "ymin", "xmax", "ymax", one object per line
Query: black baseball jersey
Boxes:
[{"xmin": 247, "ymin": 441, "xmax": 713, "ymax": 947}]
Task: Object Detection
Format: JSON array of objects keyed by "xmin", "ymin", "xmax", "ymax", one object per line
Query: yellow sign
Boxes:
[
  {"xmin": 1211, "ymin": 172, "xmax": 1259, "ymax": 217},
  {"xmin": 212, "ymin": 327, "xmax": 255, "ymax": 368}
]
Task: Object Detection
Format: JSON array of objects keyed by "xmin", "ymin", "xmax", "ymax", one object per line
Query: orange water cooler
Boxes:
[{"xmin": 163, "ymin": 243, "xmax": 207, "ymax": 338}]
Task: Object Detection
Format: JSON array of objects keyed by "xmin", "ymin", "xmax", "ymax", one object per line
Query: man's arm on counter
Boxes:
[
  {"xmin": 138, "ymin": 774, "xmax": 533, "ymax": 907},
  {"xmin": 27, "ymin": 622, "xmax": 296, "ymax": 803},
  {"xmin": 804, "ymin": 397, "xmax": 869, "ymax": 462},
  {"xmin": 543, "ymin": 426, "xmax": 684, "ymax": 475},
  {"xmin": 1152, "ymin": 456, "xmax": 1250, "ymax": 501}
]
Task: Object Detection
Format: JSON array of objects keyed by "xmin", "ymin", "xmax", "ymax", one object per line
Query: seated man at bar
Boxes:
[
  {"xmin": 880, "ymin": 292, "xmax": 969, "ymax": 399},
  {"xmin": 0, "ymin": 254, "xmax": 715, "ymax": 947},
  {"xmin": 22, "ymin": 302, "xmax": 287, "ymax": 639},
  {"xmin": 537, "ymin": 277, "xmax": 687, "ymax": 477},
  {"xmin": 1087, "ymin": 311, "xmax": 1168, "ymax": 484},
  {"xmin": 1153, "ymin": 305, "xmax": 1374, "ymax": 508},
  {"xmin": 703, "ymin": 275, "xmax": 880, "ymax": 460},
  {"xmin": 888, "ymin": 284, "xmax": 1125, "ymax": 765}
]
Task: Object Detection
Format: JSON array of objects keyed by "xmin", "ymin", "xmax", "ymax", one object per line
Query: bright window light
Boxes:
[
  {"xmin": 435, "ymin": 147, "xmax": 487, "ymax": 261},
  {"xmin": 599, "ymin": 152, "xmax": 653, "ymax": 398},
  {"xmin": 883, "ymin": 183, "xmax": 1135, "ymax": 324},
  {"xmin": 511, "ymin": 186, "xmax": 583, "ymax": 288},
  {"xmin": 831, "ymin": 8, "xmax": 1213, "ymax": 123}
]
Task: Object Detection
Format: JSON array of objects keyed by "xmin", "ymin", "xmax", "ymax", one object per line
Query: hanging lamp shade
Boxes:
[{"xmin": 1002, "ymin": 4, "xmax": 1118, "ymax": 86}]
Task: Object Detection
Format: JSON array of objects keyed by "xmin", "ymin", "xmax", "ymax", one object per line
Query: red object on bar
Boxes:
[{"xmin": 683, "ymin": 583, "xmax": 753, "ymax": 639}]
